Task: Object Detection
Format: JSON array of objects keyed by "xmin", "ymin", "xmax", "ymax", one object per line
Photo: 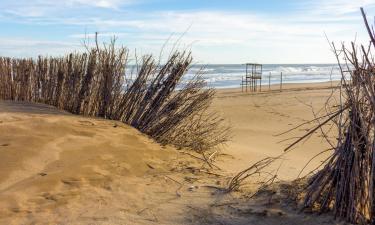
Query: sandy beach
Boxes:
[
  {"xmin": 213, "ymin": 81, "xmax": 338, "ymax": 180},
  {"xmin": 4, "ymin": 0, "xmax": 374, "ymax": 223},
  {"xmin": 0, "ymin": 81, "xmax": 345, "ymax": 225}
]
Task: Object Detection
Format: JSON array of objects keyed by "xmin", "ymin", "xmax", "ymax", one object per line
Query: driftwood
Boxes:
[{"xmin": 0, "ymin": 41, "xmax": 230, "ymax": 153}]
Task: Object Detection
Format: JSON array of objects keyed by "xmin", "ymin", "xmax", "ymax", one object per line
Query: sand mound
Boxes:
[{"xmin": 0, "ymin": 101, "xmax": 192, "ymax": 224}]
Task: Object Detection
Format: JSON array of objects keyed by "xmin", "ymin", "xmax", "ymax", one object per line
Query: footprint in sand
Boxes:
[
  {"xmin": 61, "ymin": 178, "xmax": 81, "ymax": 188},
  {"xmin": 41, "ymin": 192, "xmax": 58, "ymax": 202},
  {"xmin": 78, "ymin": 120, "xmax": 95, "ymax": 126}
]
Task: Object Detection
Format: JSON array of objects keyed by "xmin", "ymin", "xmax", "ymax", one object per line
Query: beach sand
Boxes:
[
  {"xmin": 0, "ymin": 82, "xmax": 345, "ymax": 225},
  {"xmin": 213, "ymin": 82, "xmax": 338, "ymax": 180},
  {"xmin": 0, "ymin": 101, "xmax": 204, "ymax": 224}
]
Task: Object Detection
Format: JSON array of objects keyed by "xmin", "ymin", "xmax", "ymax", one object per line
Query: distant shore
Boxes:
[
  {"xmin": 213, "ymin": 80, "xmax": 340, "ymax": 94},
  {"xmin": 185, "ymin": 63, "xmax": 341, "ymax": 89}
]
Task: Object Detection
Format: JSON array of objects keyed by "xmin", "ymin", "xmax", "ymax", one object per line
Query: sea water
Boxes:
[{"xmin": 183, "ymin": 64, "xmax": 341, "ymax": 89}]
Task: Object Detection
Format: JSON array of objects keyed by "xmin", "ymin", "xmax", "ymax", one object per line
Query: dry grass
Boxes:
[{"xmin": 0, "ymin": 41, "xmax": 230, "ymax": 154}]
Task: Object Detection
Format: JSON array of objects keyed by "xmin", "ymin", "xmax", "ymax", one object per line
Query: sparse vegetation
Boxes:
[{"xmin": 0, "ymin": 40, "xmax": 230, "ymax": 154}]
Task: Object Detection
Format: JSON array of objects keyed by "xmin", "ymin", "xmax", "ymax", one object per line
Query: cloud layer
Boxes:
[{"xmin": 0, "ymin": 0, "xmax": 374, "ymax": 63}]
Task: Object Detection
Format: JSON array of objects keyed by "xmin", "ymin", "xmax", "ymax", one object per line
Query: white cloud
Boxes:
[
  {"xmin": 1, "ymin": 0, "xmax": 375, "ymax": 63},
  {"xmin": 308, "ymin": 0, "xmax": 375, "ymax": 15},
  {"xmin": 0, "ymin": 38, "xmax": 82, "ymax": 57},
  {"xmin": 0, "ymin": 0, "xmax": 135, "ymax": 18},
  {"xmin": 66, "ymin": 0, "xmax": 134, "ymax": 9}
]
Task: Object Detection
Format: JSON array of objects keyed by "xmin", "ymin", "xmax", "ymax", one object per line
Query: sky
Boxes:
[{"xmin": 1, "ymin": 0, "xmax": 375, "ymax": 64}]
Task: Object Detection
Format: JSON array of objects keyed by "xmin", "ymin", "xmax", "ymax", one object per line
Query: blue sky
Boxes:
[{"xmin": 1, "ymin": 0, "xmax": 375, "ymax": 63}]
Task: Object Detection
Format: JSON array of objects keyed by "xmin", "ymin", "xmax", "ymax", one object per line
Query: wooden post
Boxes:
[
  {"xmin": 246, "ymin": 77, "xmax": 248, "ymax": 92},
  {"xmin": 269, "ymin": 72, "xmax": 271, "ymax": 90},
  {"xmin": 253, "ymin": 66, "xmax": 256, "ymax": 92},
  {"xmin": 241, "ymin": 76, "xmax": 243, "ymax": 92},
  {"xmin": 253, "ymin": 66, "xmax": 255, "ymax": 92},
  {"xmin": 251, "ymin": 65, "xmax": 252, "ymax": 92},
  {"xmin": 280, "ymin": 72, "xmax": 283, "ymax": 91},
  {"xmin": 260, "ymin": 65, "xmax": 262, "ymax": 92},
  {"xmin": 245, "ymin": 65, "xmax": 248, "ymax": 92}
]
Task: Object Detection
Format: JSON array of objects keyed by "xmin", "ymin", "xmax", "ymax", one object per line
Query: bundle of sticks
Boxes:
[
  {"xmin": 299, "ymin": 8, "xmax": 375, "ymax": 224},
  {"xmin": 226, "ymin": 8, "xmax": 375, "ymax": 224}
]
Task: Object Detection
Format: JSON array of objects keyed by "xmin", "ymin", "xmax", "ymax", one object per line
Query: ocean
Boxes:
[{"xmin": 183, "ymin": 64, "xmax": 341, "ymax": 89}]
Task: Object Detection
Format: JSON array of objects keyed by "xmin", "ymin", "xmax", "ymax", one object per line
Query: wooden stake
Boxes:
[
  {"xmin": 280, "ymin": 72, "xmax": 283, "ymax": 91},
  {"xmin": 269, "ymin": 72, "xmax": 271, "ymax": 91}
]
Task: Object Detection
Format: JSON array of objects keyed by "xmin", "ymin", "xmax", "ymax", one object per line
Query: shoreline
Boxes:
[{"xmin": 208, "ymin": 79, "xmax": 341, "ymax": 91}]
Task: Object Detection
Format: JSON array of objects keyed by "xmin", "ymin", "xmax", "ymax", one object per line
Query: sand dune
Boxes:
[
  {"xmin": 0, "ymin": 101, "xmax": 202, "ymax": 224},
  {"xmin": 0, "ymin": 82, "xmax": 346, "ymax": 225}
]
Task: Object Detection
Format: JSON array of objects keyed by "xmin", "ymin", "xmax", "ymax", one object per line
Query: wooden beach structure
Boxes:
[{"xmin": 241, "ymin": 63, "xmax": 262, "ymax": 92}]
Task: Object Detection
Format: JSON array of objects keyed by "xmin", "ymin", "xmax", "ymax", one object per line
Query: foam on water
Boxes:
[{"xmin": 184, "ymin": 64, "xmax": 341, "ymax": 89}]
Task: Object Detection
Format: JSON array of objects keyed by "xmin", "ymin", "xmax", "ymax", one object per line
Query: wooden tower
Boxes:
[{"xmin": 241, "ymin": 63, "xmax": 262, "ymax": 92}]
